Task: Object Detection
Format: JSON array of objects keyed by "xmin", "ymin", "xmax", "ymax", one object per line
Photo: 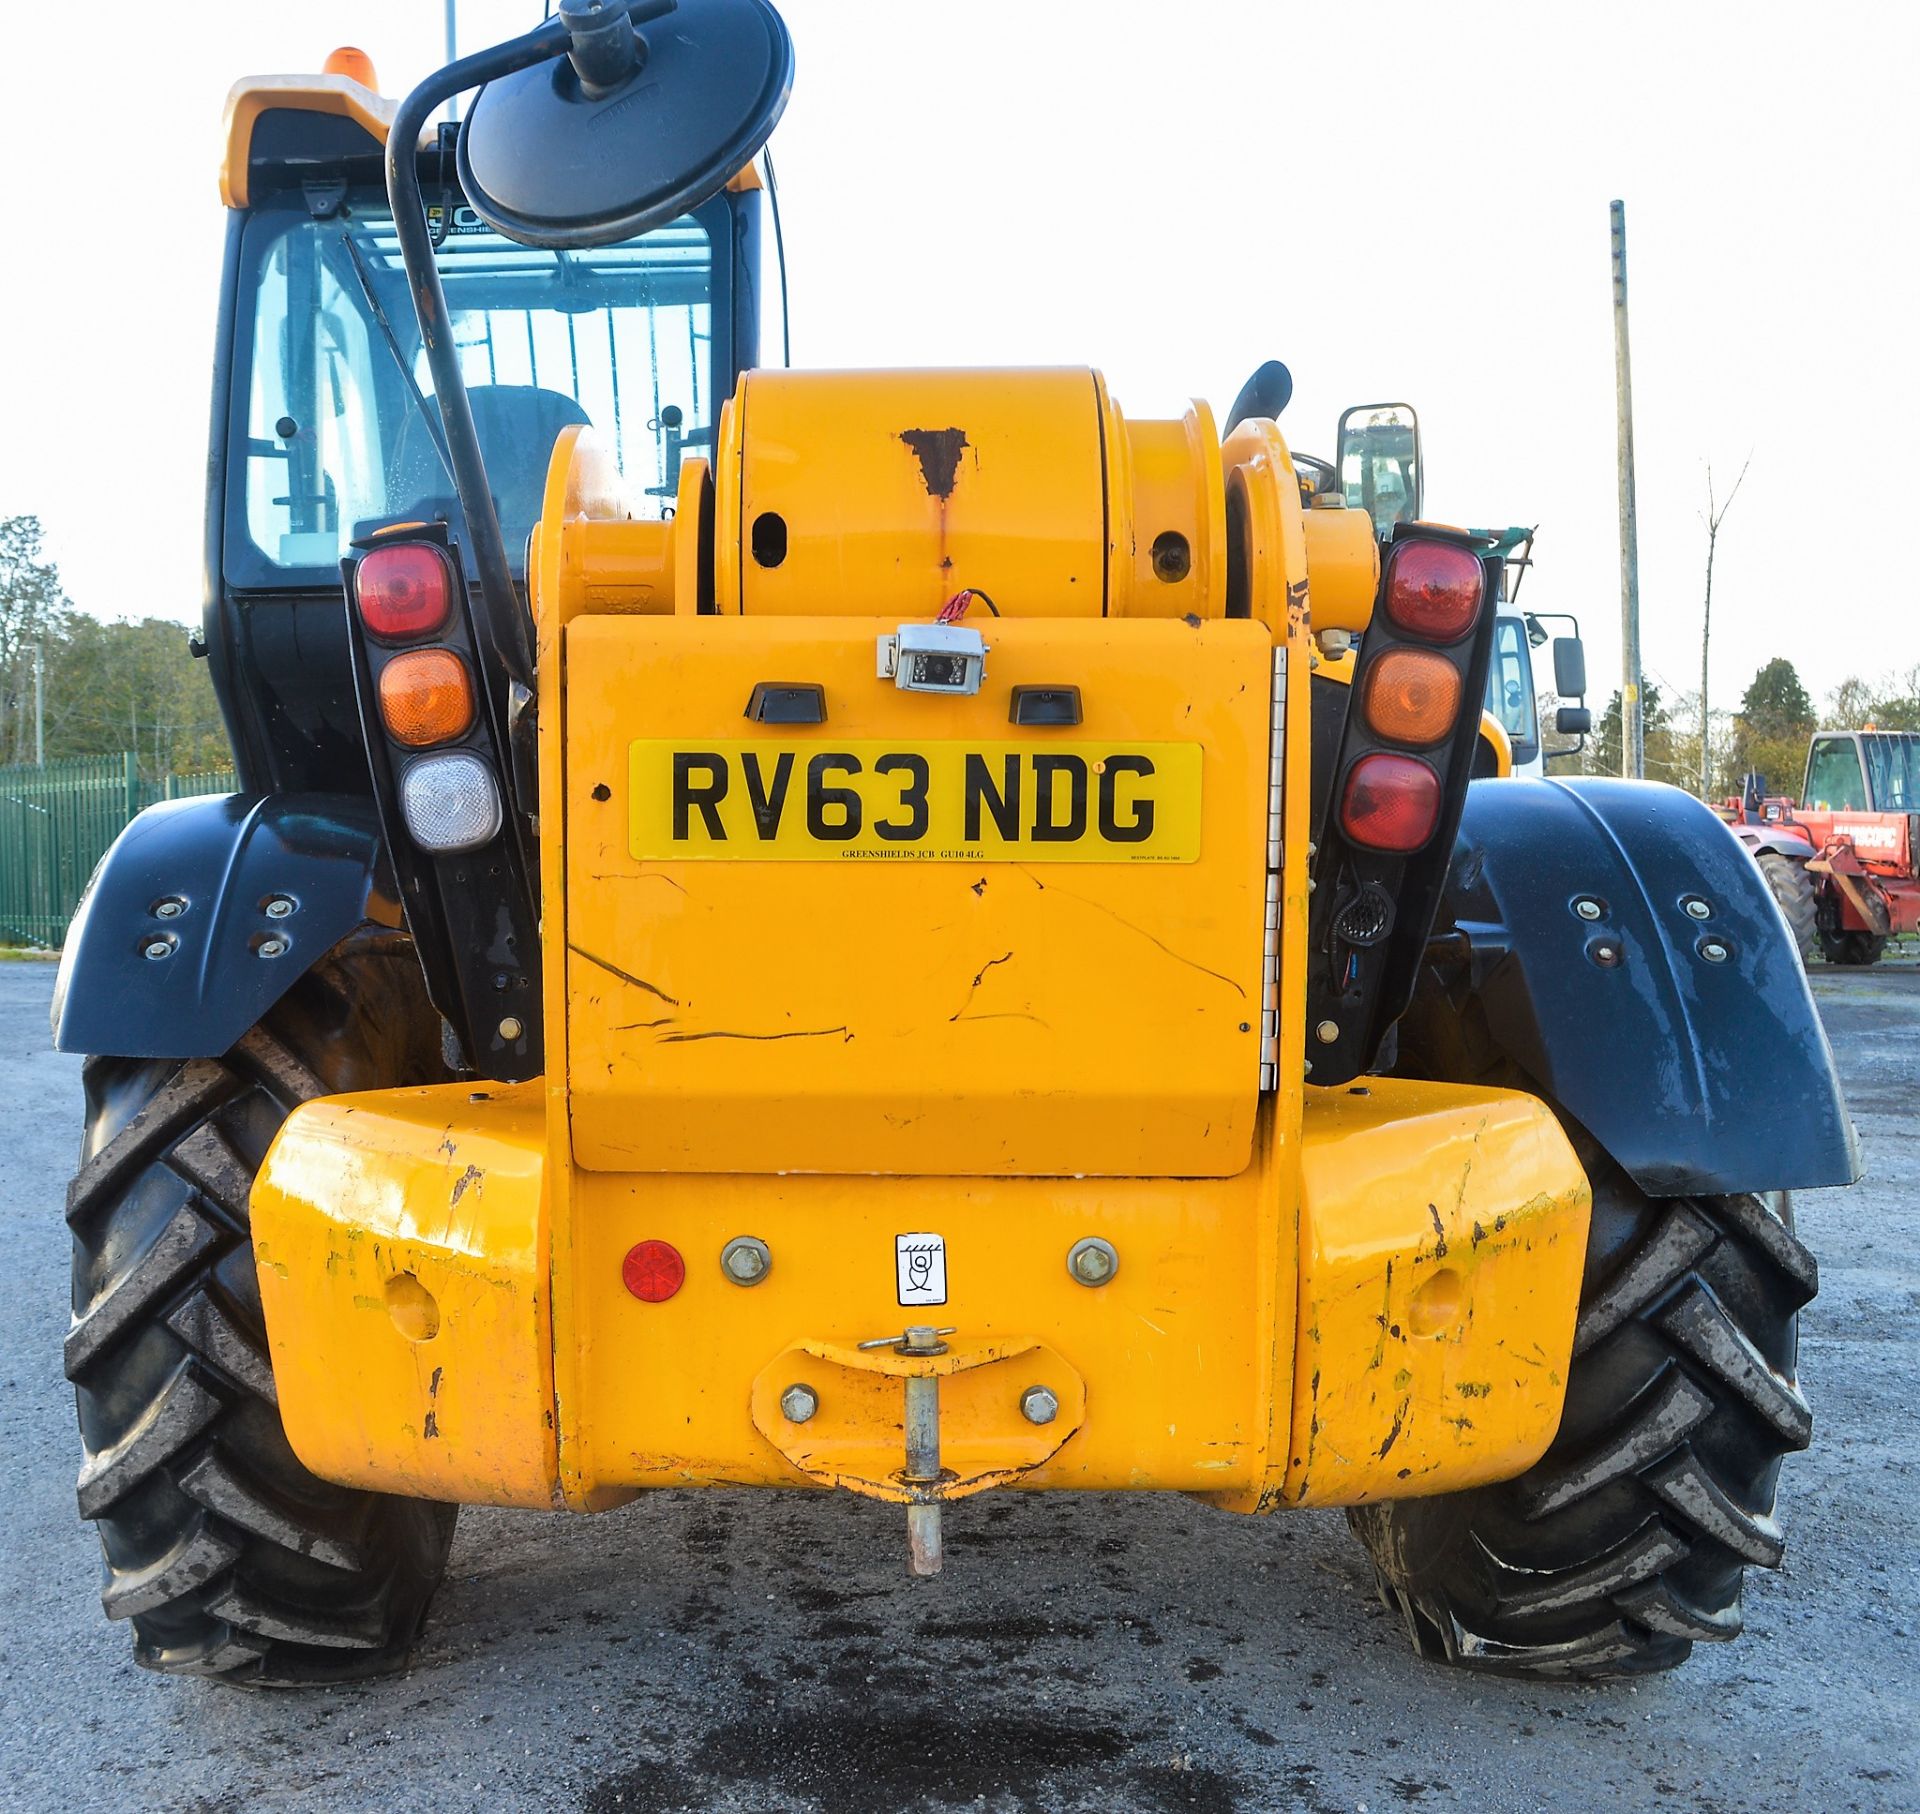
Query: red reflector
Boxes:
[
  {"xmin": 356, "ymin": 543, "xmax": 452, "ymax": 641},
  {"xmin": 622, "ymin": 1240, "xmax": 686, "ymax": 1303},
  {"xmin": 1341, "ymin": 752, "xmax": 1442, "ymax": 853},
  {"xmin": 1383, "ymin": 541, "xmax": 1483, "ymax": 643}
]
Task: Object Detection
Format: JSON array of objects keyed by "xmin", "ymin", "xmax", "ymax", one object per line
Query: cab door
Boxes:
[{"xmin": 1803, "ymin": 736, "xmax": 1868, "ymax": 810}]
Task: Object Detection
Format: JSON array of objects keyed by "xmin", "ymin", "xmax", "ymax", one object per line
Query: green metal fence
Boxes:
[{"xmin": 0, "ymin": 754, "xmax": 238, "ymax": 947}]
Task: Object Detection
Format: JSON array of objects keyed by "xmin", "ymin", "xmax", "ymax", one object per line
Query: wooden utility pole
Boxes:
[
  {"xmin": 1698, "ymin": 455, "xmax": 1752, "ymax": 800},
  {"xmin": 444, "ymin": 2, "xmax": 459, "ymax": 121},
  {"xmin": 1611, "ymin": 200, "xmax": 1644, "ymax": 779}
]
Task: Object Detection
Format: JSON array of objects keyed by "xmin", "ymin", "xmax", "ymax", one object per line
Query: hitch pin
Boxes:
[{"xmin": 858, "ymin": 1325, "xmax": 955, "ymax": 1577}]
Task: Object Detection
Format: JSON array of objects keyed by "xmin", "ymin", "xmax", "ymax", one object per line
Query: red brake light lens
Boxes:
[
  {"xmin": 622, "ymin": 1240, "xmax": 686, "ymax": 1303},
  {"xmin": 1340, "ymin": 752, "xmax": 1442, "ymax": 852},
  {"xmin": 356, "ymin": 543, "xmax": 452, "ymax": 642},
  {"xmin": 1383, "ymin": 541, "xmax": 1484, "ymax": 643}
]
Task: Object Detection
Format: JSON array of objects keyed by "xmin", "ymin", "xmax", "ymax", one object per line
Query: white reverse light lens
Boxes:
[{"xmin": 401, "ymin": 751, "xmax": 502, "ymax": 853}]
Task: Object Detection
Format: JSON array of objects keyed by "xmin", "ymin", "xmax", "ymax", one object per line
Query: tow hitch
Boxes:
[{"xmin": 750, "ymin": 1325, "xmax": 1086, "ymax": 1576}]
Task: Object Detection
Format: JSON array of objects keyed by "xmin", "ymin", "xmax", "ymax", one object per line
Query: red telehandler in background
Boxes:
[{"xmin": 1719, "ymin": 728, "xmax": 1920, "ymax": 965}]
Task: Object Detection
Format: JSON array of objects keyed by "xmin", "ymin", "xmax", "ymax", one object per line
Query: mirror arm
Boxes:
[{"xmin": 386, "ymin": 18, "xmax": 570, "ymax": 694}]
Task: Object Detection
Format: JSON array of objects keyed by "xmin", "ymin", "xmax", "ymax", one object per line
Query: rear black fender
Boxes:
[
  {"xmin": 1410, "ymin": 777, "xmax": 1858, "ymax": 1196},
  {"xmin": 52, "ymin": 794, "xmax": 396, "ymax": 1059}
]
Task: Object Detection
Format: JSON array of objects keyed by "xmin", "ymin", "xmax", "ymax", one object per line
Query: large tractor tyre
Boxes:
[
  {"xmin": 64, "ymin": 936, "xmax": 459, "ymax": 1686},
  {"xmin": 1348, "ymin": 1153, "xmax": 1816, "ymax": 1680},
  {"xmin": 1755, "ymin": 850, "xmax": 1817, "ymax": 964},
  {"xmin": 1817, "ymin": 926, "xmax": 1887, "ymax": 967}
]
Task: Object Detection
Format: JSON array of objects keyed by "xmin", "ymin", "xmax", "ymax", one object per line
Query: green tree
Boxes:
[
  {"xmin": 42, "ymin": 617, "xmax": 229, "ymax": 777},
  {"xmin": 1823, "ymin": 669, "xmax": 1920, "ymax": 734},
  {"xmin": 1824, "ymin": 676, "xmax": 1876, "ymax": 729},
  {"xmin": 0, "ymin": 513, "xmax": 230, "ymax": 779},
  {"xmin": 1727, "ymin": 657, "xmax": 1815, "ymax": 798},
  {"xmin": 1865, "ymin": 665, "xmax": 1920, "ymax": 731},
  {"xmin": 1587, "ymin": 681, "xmax": 1669, "ymax": 778},
  {"xmin": 0, "ymin": 515, "xmax": 72, "ymax": 764}
]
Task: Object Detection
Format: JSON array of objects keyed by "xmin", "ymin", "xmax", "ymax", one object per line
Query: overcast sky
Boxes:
[{"xmin": 1, "ymin": 0, "xmax": 1912, "ymax": 718}]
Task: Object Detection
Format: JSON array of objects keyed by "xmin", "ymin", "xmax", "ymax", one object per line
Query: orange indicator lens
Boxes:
[
  {"xmin": 378, "ymin": 648, "xmax": 475, "ymax": 748},
  {"xmin": 1362, "ymin": 648, "xmax": 1462, "ymax": 745}
]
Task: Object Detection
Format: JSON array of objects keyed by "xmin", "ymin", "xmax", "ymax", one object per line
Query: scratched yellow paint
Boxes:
[
  {"xmin": 251, "ymin": 1082, "xmax": 558, "ymax": 1508},
  {"xmin": 565, "ymin": 614, "xmax": 1270, "ymax": 1179},
  {"xmin": 1281, "ymin": 1080, "xmax": 1591, "ymax": 1508}
]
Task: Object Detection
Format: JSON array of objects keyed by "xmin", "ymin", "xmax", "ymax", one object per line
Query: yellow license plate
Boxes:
[{"xmin": 626, "ymin": 739, "xmax": 1202, "ymax": 863}]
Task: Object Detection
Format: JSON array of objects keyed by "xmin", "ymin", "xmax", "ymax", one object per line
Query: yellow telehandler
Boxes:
[{"xmin": 54, "ymin": 0, "xmax": 1854, "ymax": 1685}]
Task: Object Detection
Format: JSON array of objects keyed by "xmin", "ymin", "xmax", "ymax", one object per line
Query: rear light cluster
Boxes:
[
  {"xmin": 1306, "ymin": 529, "xmax": 1498, "ymax": 1088},
  {"xmin": 352, "ymin": 541, "xmax": 500, "ymax": 854},
  {"xmin": 344, "ymin": 527, "xmax": 542, "ymax": 1078},
  {"xmin": 1339, "ymin": 538, "xmax": 1485, "ymax": 853}
]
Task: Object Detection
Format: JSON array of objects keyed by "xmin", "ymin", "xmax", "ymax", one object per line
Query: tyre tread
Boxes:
[
  {"xmin": 1756, "ymin": 851, "xmax": 1818, "ymax": 965},
  {"xmin": 1351, "ymin": 1178, "xmax": 1813, "ymax": 1680},
  {"xmin": 66, "ymin": 939, "xmax": 455, "ymax": 1685}
]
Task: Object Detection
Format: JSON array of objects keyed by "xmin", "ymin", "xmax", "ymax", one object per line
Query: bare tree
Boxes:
[{"xmin": 1699, "ymin": 454, "xmax": 1753, "ymax": 799}]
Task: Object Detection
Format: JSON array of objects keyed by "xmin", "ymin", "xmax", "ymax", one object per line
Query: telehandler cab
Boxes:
[
  {"xmin": 1717, "ymin": 729, "xmax": 1920, "ymax": 967},
  {"xmin": 55, "ymin": 0, "xmax": 1856, "ymax": 1687}
]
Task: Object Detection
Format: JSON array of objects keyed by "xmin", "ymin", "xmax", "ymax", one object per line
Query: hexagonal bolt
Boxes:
[
  {"xmin": 780, "ymin": 1382, "xmax": 818, "ymax": 1424},
  {"xmin": 1590, "ymin": 942, "xmax": 1622, "ymax": 968},
  {"xmin": 142, "ymin": 938, "xmax": 174, "ymax": 961},
  {"xmin": 1700, "ymin": 940, "xmax": 1730, "ymax": 964},
  {"xmin": 1314, "ymin": 1019, "xmax": 1340, "ymax": 1045},
  {"xmin": 721, "ymin": 1236, "xmax": 772, "ymax": 1285},
  {"xmin": 1067, "ymin": 1237, "xmax": 1119, "ymax": 1287},
  {"xmin": 263, "ymin": 895, "xmax": 296, "ymax": 920},
  {"xmin": 1573, "ymin": 897, "xmax": 1603, "ymax": 922},
  {"xmin": 152, "ymin": 897, "xmax": 186, "ymax": 920},
  {"xmin": 1683, "ymin": 896, "xmax": 1713, "ymax": 921},
  {"xmin": 497, "ymin": 1016, "xmax": 525, "ymax": 1041},
  {"xmin": 1020, "ymin": 1384, "xmax": 1059, "ymax": 1426},
  {"xmin": 257, "ymin": 936, "xmax": 289, "ymax": 959}
]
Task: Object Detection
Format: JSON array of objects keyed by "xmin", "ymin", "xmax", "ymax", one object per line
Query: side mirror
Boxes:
[
  {"xmin": 1555, "ymin": 706, "xmax": 1593, "ymax": 737},
  {"xmin": 1551, "ymin": 636, "xmax": 1587, "ymax": 699},
  {"xmin": 1336, "ymin": 403, "xmax": 1421, "ymax": 539},
  {"xmin": 459, "ymin": 0, "xmax": 794, "ymax": 249},
  {"xmin": 382, "ymin": 0, "xmax": 794, "ymax": 695}
]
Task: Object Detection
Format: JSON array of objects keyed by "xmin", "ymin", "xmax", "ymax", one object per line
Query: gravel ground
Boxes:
[{"xmin": 1, "ymin": 959, "xmax": 1913, "ymax": 1813}]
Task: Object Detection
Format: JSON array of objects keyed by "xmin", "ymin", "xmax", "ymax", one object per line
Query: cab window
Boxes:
[
  {"xmin": 1486, "ymin": 618, "xmax": 1538, "ymax": 753},
  {"xmin": 1860, "ymin": 734, "xmax": 1920, "ymax": 810},
  {"xmin": 229, "ymin": 195, "xmax": 716, "ymax": 587},
  {"xmin": 1803, "ymin": 738, "xmax": 1867, "ymax": 810}
]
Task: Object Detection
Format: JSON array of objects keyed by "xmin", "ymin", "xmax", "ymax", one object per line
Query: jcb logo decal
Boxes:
[{"xmin": 625, "ymin": 739, "xmax": 1201, "ymax": 863}]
